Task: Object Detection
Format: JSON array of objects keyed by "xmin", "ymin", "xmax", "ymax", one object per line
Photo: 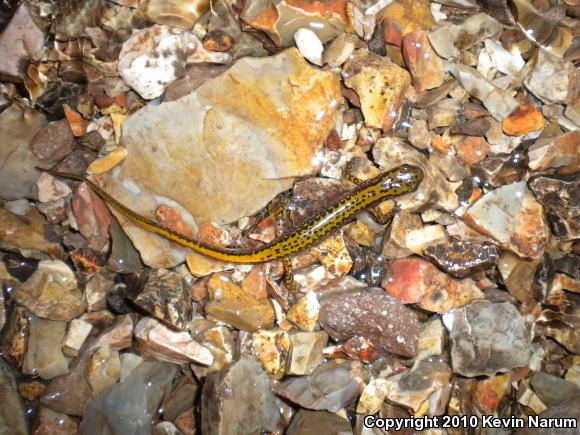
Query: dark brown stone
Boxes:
[
  {"xmin": 319, "ymin": 288, "xmax": 420, "ymax": 358},
  {"xmin": 287, "ymin": 409, "xmax": 353, "ymax": 435},
  {"xmin": 163, "ymin": 63, "xmax": 230, "ymax": 102},
  {"xmin": 29, "ymin": 119, "xmax": 74, "ymax": 163},
  {"xmin": 203, "ymin": 30, "xmax": 234, "ymax": 52},
  {"xmin": 424, "ymin": 240, "xmax": 499, "ymax": 278},
  {"xmin": 0, "ymin": 305, "xmax": 29, "ymax": 368},
  {"xmin": 450, "ymin": 117, "xmax": 491, "ymax": 136}
]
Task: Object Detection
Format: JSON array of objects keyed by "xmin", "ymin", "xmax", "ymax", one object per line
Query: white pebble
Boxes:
[{"xmin": 294, "ymin": 28, "xmax": 324, "ymax": 66}]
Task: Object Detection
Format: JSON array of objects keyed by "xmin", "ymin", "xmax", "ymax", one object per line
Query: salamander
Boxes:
[{"xmin": 44, "ymin": 164, "xmax": 423, "ymax": 263}]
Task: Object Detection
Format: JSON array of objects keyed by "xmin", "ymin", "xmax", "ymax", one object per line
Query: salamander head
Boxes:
[{"xmin": 379, "ymin": 164, "xmax": 424, "ymax": 194}]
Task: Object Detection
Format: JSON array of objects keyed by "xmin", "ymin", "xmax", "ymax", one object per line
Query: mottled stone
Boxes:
[
  {"xmin": 529, "ymin": 174, "xmax": 579, "ymax": 240},
  {"xmin": 29, "ymin": 119, "xmax": 74, "ymax": 164},
  {"xmin": 382, "ymin": 258, "xmax": 484, "ymax": 312},
  {"xmin": 382, "ymin": 210, "xmax": 421, "ymax": 259},
  {"xmin": 343, "ymin": 49, "xmax": 411, "ymax": 131},
  {"xmin": 288, "ymin": 331, "xmax": 328, "ymax": 375},
  {"xmin": 451, "ymin": 117, "xmax": 491, "ymax": 137},
  {"xmin": 201, "ymin": 356, "xmax": 283, "ymax": 435},
  {"xmin": 454, "ymin": 136, "xmax": 491, "ymax": 165},
  {"xmin": 530, "ymin": 372, "xmax": 580, "ymax": 407},
  {"xmin": 0, "ymin": 208, "xmax": 63, "ymax": 259},
  {"xmin": 502, "ymin": 103, "xmax": 545, "ymax": 136},
  {"xmin": 442, "ymin": 301, "xmax": 532, "ymax": 377},
  {"xmin": 0, "ymin": 305, "xmax": 29, "ymax": 368},
  {"xmin": 134, "ymin": 317, "xmax": 213, "ymax": 366},
  {"xmin": 205, "ymin": 273, "xmax": 275, "ymax": 332},
  {"xmin": 404, "ymin": 224, "xmax": 448, "ymax": 255},
  {"xmin": 380, "ymin": 0, "xmax": 434, "ymax": 40},
  {"xmin": 286, "ymin": 409, "xmax": 353, "ymax": 435},
  {"xmin": 87, "ymin": 346, "xmax": 121, "ymax": 396},
  {"xmin": 23, "ymin": 316, "xmax": 69, "ymax": 380},
  {"xmin": 474, "ymin": 374, "xmax": 511, "ymax": 414},
  {"xmin": 0, "ymin": 104, "xmax": 46, "ymax": 200},
  {"xmin": 402, "ymin": 31, "xmax": 444, "ymax": 91},
  {"xmin": 275, "ymin": 361, "xmax": 365, "ymax": 413},
  {"xmin": 382, "ymin": 357, "xmax": 451, "ymax": 413},
  {"xmin": 252, "ymin": 329, "xmax": 290, "ymax": 377},
  {"xmin": 514, "ymin": 397, "xmax": 580, "ymax": 435},
  {"xmin": 80, "ymin": 362, "xmax": 177, "ymax": 434},
  {"xmin": 428, "ymin": 13, "xmax": 503, "ymax": 59},
  {"xmin": 528, "ymin": 130, "xmax": 579, "ymax": 174},
  {"xmin": 286, "ymin": 291, "xmax": 319, "ymax": 332},
  {"xmin": 463, "ymin": 181, "xmax": 549, "ymax": 260},
  {"xmin": 130, "ymin": 269, "xmax": 192, "ymax": 330},
  {"xmin": 13, "ymin": 260, "xmax": 85, "ymax": 322},
  {"xmin": 417, "ymin": 318, "xmax": 445, "ymax": 359},
  {"xmin": 319, "ymin": 288, "xmax": 420, "ymax": 357},
  {"xmin": 0, "ymin": 358, "xmax": 28, "ymax": 435},
  {"xmin": 89, "ymin": 314, "xmax": 133, "ymax": 352},
  {"xmin": 424, "ymin": 240, "xmax": 499, "ymax": 278},
  {"xmin": 36, "ymin": 172, "xmax": 71, "ymax": 203},
  {"xmin": 524, "ymin": 50, "xmax": 578, "ymax": 104},
  {"xmin": 241, "ymin": 0, "xmax": 348, "ymax": 47},
  {"xmin": 0, "ymin": 3, "xmax": 45, "ymax": 80}
]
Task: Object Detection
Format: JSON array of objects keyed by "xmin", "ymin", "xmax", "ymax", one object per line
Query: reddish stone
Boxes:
[
  {"xmin": 402, "ymin": 31, "xmax": 444, "ymax": 91},
  {"xmin": 197, "ymin": 222, "xmax": 230, "ymax": 248},
  {"xmin": 155, "ymin": 204, "xmax": 193, "ymax": 238},
  {"xmin": 383, "ymin": 18, "xmax": 403, "ymax": 46},
  {"xmin": 72, "ymin": 182, "xmax": 111, "ymax": 251},
  {"xmin": 502, "ymin": 103, "xmax": 545, "ymax": 136},
  {"xmin": 63, "ymin": 104, "xmax": 89, "ymax": 137},
  {"xmin": 455, "ymin": 136, "xmax": 491, "ymax": 165}
]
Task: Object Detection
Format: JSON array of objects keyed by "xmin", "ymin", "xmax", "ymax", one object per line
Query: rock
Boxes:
[
  {"xmin": 328, "ymin": 336, "xmax": 379, "ymax": 363},
  {"xmin": 454, "ymin": 136, "xmax": 491, "ymax": 166},
  {"xmin": 446, "ymin": 63, "xmax": 518, "ymax": 121},
  {"xmin": 0, "ymin": 358, "xmax": 28, "ymax": 435},
  {"xmin": 161, "ymin": 376, "xmax": 198, "ymax": 422},
  {"xmin": 428, "ymin": 13, "xmax": 503, "ymax": 59},
  {"xmin": 107, "ymin": 218, "xmax": 144, "ymax": 273},
  {"xmin": 89, "ymin": 314, "xmax": 133, "ymax": 351},
  {"xmin": 134, "ymin": 317, "xmax": 213, "ymax": 366},
  {"xmin": 241, "ymin": 0, "xmax": 348, "ymax": 47},
  {"xmin": 153, "ymin": 422, "xmax": 182, "ymax": 435},
  {"xmin": 319, "ymin": 287, "xmax": 420, "ymax": 357},
  {"xmin": 527, "ymin": 130, "xmax": 579, "ymax": 174},
  {"xmin": 40, "ymin": 343, "xmax": 94, "ymax": 416},
  {"xmin": 80, "ymin": 361, "xmax": 177, "ymax": 434},
  {"xmin": 0, "ymin": 305, "xmax": 29, "ymax": 368},
  {"xmin": 163, "ymin": 63, "xmax": 230, "ymax": 102},
  {"xmin": 323, "ymin": 33, "xmax": 357, "ymax": 67},
  {"xmin": 382, "ymin": 210, "xmax": 421, "ymax": 259},
  {"xmin": 473, "ymin": 374, "xmax": 511, "ymax": 414},
  {"xmin": 252, "ymin": 329, "xmax": 290, "ymax": 377},
  {"xmin": 515, "ymin": 397, "xmax": 580, "ymax": 435},
  {"xmin": 13, "ymin": 260, "xmax": 86, "ymax": 322},
  {"xmin": 380, "ymin": 0, "xmax": 434, "ymax": 41},
  {"xmin": 104, "ymin": 49, "xmax": 340, "ymax": 268},
  {"xmin": 404, "ymin": 224, "xmax": 448, "ymax": 255},
  {"xmin": 87, "ymin": 345, "xmax": 121, "ymax": 396},
  {"xmin": 84, "ymin": 273, "xmax": 115, "ymax": 311},
  {"xmin": 442, "ymin": 301, "xmax": 532, "ymax": 376},
  {"xmin": 130, "ymin": 269, "xmax": 192, "ymax": 330},
  {"xmin": 286, "ymin": 409, "xmax": 353, "ymax": 435},
  {"xmin": 203, "ymin": 30, "xmax": 235, "ymax": 52},
  {"xmin": 0, "ymin": 104, "xmax": 46, "ymax": 200},
  {"xmin": 294, "ymin": 28, "xmax": 323, "ymax": 66},
  {"xmin": 311, "ymin": 233, "xmax": 352, "ymax": 277},
  {"xmin": 118, "ymin": 25, "xmax": 229, "ymax": 100},
  {"xmin": 86, "ymin": 146, "xmax": 127, "ymax": 175},
  {"xmin": 286, "ymin": 291, "xmax": 320, "ymax": 332},
  {"xmin": 424, "ymin": 240, "xmax": 499, "ymax": 278},
  {"xmin": 143, "ymin": 0, "xmax": 209, "ymax": 29},
  {"xmin": 402, "ymin": 31, "xmax": 444, "ymax": 91},
  {"xmin": 32, "ymin": 407, "xmax": 79, "ymax": 434},
  {"xmin": 275, "ymin": 361, "xmax": 365, "ymax": 413},
  {"xmin": 36, "ymin": 172, "xmax": 71, "ymax": 203},
  {"xmin": 342, "ymin": 49, "xmax": 411, "ymax": 131},
  {"xmin": 481, "ymin": 39, "xmax": 525, "ymax": 77},
  {"xmin": 120, "ymin": 353, "xmax": 143, "ymax": 382},
  {"xmin": 417, "ymin": 318, "xmax": 445, "ymax": 359},
  {"xmin": 451, "ymin": 117, "xmax": 491, "ymax": 137},
  {"xmin": 288, "ymin": 331, "xmax": 328, "ymax": 375},
  {"xmin": 382, "ymin": 258, "xmax": 484, "ymax": 312},
  {"xmin": 0, "ymin": 207, "xmax": 63, "ymax": 259},
  {"xmin": 382, "ymin": 357, "xmax": 451, "ymax": 413},
  {"xmin": 201, "ymin": 356, "xmax": 283, "ymax": 435},
  {"xmin": 462, "ymin": 181, "xmax": 549, "ymax": 260},
  {"xmin": 357, "ymin": 377, "xmax": 390, "ymax": 415},
  {"xmin": 29, "ymin": 119, "xmax": 75, "ymax": 164},
  {"xmin": 63, "ymin": 318, "xmax": 93, "ymax": 357},
  {"xmin": 0, "ymin": 3, "xmax": 45, "ymax": 80},
  {"xmin": 524, "ymin": 50, "xmax": 578, "ymax": 104},
  {"xmin": 502, "ymin": 103, "xmax": 545, "ymax": 136},
  {"xmin": 205, "ymin": 273, "xmax": 275, "ymax": 332},
  {"xmin": 23, "ymin": 316, "xmax": 69, "ymax": 380},
  {"xmin": 529, "ymin": 174, "xmax": 579, "ymax": 240},
  {"xmin": 530, "ymin": 372, "xmax": 580, "ymax": 407}
]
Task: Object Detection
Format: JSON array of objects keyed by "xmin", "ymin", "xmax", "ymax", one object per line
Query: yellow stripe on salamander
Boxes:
[{"xmin": 44, "ymin": 164, "xmax": 423, "ymax": 263}]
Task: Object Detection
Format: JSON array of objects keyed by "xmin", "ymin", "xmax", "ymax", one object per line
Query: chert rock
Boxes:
[
  {"xmin": 286, "ymin": 409, "xmax": 352, "ymax": 435},
  {"xmin": 0, "ymin": 358, "xmax": 28, "ymax": 435},
  {"xmin": 33, "ymin": 407, "xmax": 78, "ymax": 435},
  {"xmin": 23, "ymin": 316, "xmax": 69, "ymax": 380},
  {"xmin": 442, "ymin": 301, "xmax": 532, "ymax": 376},
  {"xmin": 201, "ymin": 356, "xmax": 283, "ymax": 435},
  {"xmin": 29, "ymin": 119, "xmax": 74, "ymax": 164},
  {"xmin": 524, "ymin": 50, "xmax": 578, "ymax": 105},
  {"xmin": 527, "ymin": 130, "xmax": 579, "ymax": 174},
  {"xmin": 402, "ymin": 31, "xmax": 444, "ymax": 91},
  {"xmin": 288, "ymin": 331, "xmax": 328, "ymax": 375},
  {"xmin": 424, "ymin": 240, "xmax": 499, "ymax": 278}
]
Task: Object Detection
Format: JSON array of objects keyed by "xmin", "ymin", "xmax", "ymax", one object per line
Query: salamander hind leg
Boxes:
[{"xmin": 283, "ymin": 257, "xmax": 299, "ymax": 292}]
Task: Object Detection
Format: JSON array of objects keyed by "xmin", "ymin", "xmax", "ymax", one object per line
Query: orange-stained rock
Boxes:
[
  {"xmin": 242, "ymin": 265, "xmax": 269, "ymax": 299},
  {"xmin": 381, "ymin": 258, "xmax": 484, "ymax": 313},
  {"xmin": 197, "ymin": 222, "xmax": 231, "ymax": 248},
  {"xmin": 343, "ymin": 49, "xmax": 411, "ymax": 131},
  {"xmin": 63, "ymin": 104, "xmax": 89, "ymax": 137},
  {"xmin": 454, "ymin": 136, "xmax": 491, "ymax": 165},
  {"xmin": 402, "ymin": 31, "xmax": 444, "ymax": 92},
  {"xmin": 155, "ymin": 204, "xmax": 193, "ymax": 238},
  {"xmin": 502, "ymin": 103, "xmax": 545, "ymax": 136},
  {"xmin": 380, "ymin": 0, "xmax": 433, "ymax": 39},
  {"xmin": 241, "ymin": 0, "xmax": 348, "ymax": 46},
  {"xmin": 474, "ymin": 374, "xmax": 512, "ymax": 413}
]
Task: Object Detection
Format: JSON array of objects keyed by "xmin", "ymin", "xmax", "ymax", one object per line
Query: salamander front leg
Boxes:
[
  {"xmin": 342, "ymin": 161, "xmax": 363, "ymax": 186},
  {"xmin": 283, "ymin": 257, "xmax": 299, "ymax": 292}
]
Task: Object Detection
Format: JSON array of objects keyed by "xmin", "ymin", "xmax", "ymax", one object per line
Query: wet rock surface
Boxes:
[{"xmin": 0, "ymin": 0, "xmax": 578, "ymax": 430}]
